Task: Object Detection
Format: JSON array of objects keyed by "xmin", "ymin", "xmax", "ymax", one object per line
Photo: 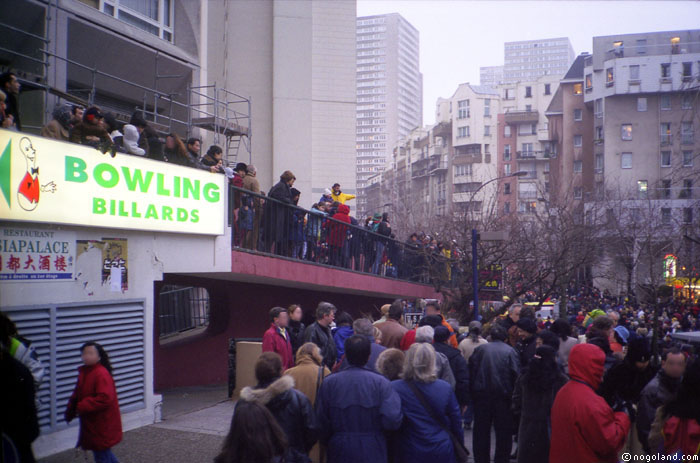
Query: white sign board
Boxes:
[{"xmin": 0, "ymin": 226, "xmax": 76, "ymax": 281}]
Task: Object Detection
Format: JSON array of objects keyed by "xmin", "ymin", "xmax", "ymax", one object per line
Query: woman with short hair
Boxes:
[{"xmin": 391, "ymin": 343, "xmax": 463, "ymax": 463}]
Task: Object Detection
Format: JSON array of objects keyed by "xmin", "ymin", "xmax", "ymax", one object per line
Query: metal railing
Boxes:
[
  {"xmin": 229, "ymin": 185, "xmax": 459, "ymax": 286},
  {"xmin": 158, "ymin": 285, "xmax": 210, "ymax": 338}
]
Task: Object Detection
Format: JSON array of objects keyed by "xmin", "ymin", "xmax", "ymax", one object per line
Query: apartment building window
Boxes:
[
  {"xmin": 595, "ymin": 153, "xmax": 604, "ymax": 173},
  {"xmin": 573, "ymin": 135, "xmax": 583, "ymax": 147},
  {"xmin": 661, "ymin": 151, "xmax": 672, "ymax": 167},
  {"xmin": 585, "ymin": 74, "xmax": 593, "ymax": 90},
  {"xmin": 458, "ymin": 100, "xmax": 470, "ymax": 119},
  {"xmin": 682, "ymin": 62, "xmax": 693, "ymax": 80},
  {"xmin": 660, "ymin": 95, "xmax": 671, "ymax": 110},
  {"xmin": 629, "ymin": 65, "xmax": 640, "ymax": 81},
  {"xmin": 504, "ymin": 125, "xmax": 512, "ymax": 138},
  {"xmin": 504, "ymin": 183, "xmax": 511, "ymax": 195},
  {"xmin": 636, "ymin": 39, "xmax": 647, "ymax": 55},
  {"xmin": 573, "ymin": 160, "xmax": 583, "ymax": 173},
  {"xmin": 455, "ymin": 164, "xmax": 472, "ymax": 176},
  {"xmin": 574, "ymin": 109, "xmax": 583, "ymax": 121},
  {"xmin": 505, "ymin": 88, "xmax": 515, "ymax": 100},
  {"xmin": 638, "ymin": 180, "xmax": 648, "ymax": 199},
  {"xmin": 621, "ymin": 124, "xmax": 633, "ymax": 141},
  {"xmin": 613, "ymin": 41, "xmax": 624, "ymax": 57},
  {"xmin": 637, "ymin": 97, "xmax": 647, "ymax": 112},
  {"xmin": 606, "ymin": 68, "xmax": 614, "ymax": 86},
  {"xmin": 457, "ymin": 126, "xmax": 468, "ymax": 138},
  {"xmin": 504, "ymin": 145, "xmax": 511, "ymax": 161},
  {"xmin": 504, "ymin": 164, "xmax": 512, "ymax": 175},
  {"xmin": 574, "ymin": 187, "xmax": 583, "ymax": 199},
  {"xmin": 683, "ymin": 208, "xmax": 693, "ymax": 224},
  {"xmin": 682, "ymin": 94, "xmax": 693, "ymax": 110},
  {"xmin": 102, "ymin": 0, "xmax": 174, "ymax": 42},
  {"xmin": 519, "ymin": 123, "xmax": 536, "ymax": 136},
  {"xmin": 621, "ymin": 152, "xmax": 633, "ymax": 169},
  {"xmin": 525, "ymin": 86, "xmax": 532, "ymax": 98},
  {"xmin": 671, "ymin": 36, "xmax": 681, "ymax": 54},
  {"xmin": 662, "ymin": 208, "xmax": 672, "ymax": 224},
  {"xmin": 521, "ymin": 143, "xmax": 534, "ymax": 155},
  {"xmin": 683, "ymin": 150, "xmax": 694, "ymax": 167},
  {"xmin": 660, "ymin": 123, "xmax": 672, "ymax": 145},
  {"xmin": 544, "ymin": 84, "xmax": 551, "ymax": 95},
  {"xmin": 662, "ymin": 179, "xmax": 672, "ymax": 199},
  {"xmin": 573, "ymin": 83, "xmax": 582, "ymax": 95},
  {"xmin": 681, "ymin": 179, "xmax": 693, "ymax": 198},
  {"xmin": 484, "ymin": 126, "xmax": 491, "ymax": 136},
  {"xmin": 682, "ymin": 122, "xmax": 694, "ymax": 145},
  {"xmin": 594, "ymin": 99, "xmax": 603, "ymax": 118},
  {"xmin": 661, "ymin": 63, "xmax": 671, "ymax": 79},
  {"xmin": 484, "ymin": 99, "xmax": 491, "ymax": 116}
]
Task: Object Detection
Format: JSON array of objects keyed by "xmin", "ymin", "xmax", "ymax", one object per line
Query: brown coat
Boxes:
[
  {"xmin": 40, "ymin": 119, "xmax": 69, "ymax": 141},
  {"xmin": 241, "ymin": 173, "xmax": 262, "ymax": 207},
  {"xmin": 376, "ymin": 318, "xmax": 408, "ymax": 350},
  {"xmin": 284, "ymin": 354, "xmax": 330, "ymax": 405},
  {"xmin": 69, "ymin": 121, "xmax": 111, "ymax": 145}
]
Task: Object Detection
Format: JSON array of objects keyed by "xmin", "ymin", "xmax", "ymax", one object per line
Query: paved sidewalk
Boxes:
[{"xmin": 39, "ymin": 385, "xmax": 233, "ymax": 463}]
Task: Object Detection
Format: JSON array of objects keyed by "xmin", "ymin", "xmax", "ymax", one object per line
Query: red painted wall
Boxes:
[{"xmin": 154, "ymin": 253, "xmax": 440, "ymax": 390}]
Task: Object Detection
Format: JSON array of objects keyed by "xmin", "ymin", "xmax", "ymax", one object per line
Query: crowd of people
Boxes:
[{"xmin": 238, "ymin": 295, "xmax": 700, "ymax": 463}]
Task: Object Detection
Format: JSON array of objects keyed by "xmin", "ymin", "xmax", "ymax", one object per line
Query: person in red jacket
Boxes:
[
  {"xmin": 65, "ymin": 342, "xmax": 123, "ymax": 463},
  {"xmin": 324, "ymin": 203, "xmax": 351, "ymax": 267},
  {"xmin": 549, "ymin": 343, "xmax": 630, "ymax": 463},
  {"xmin": 262, "ymin": 307, "xmax": 294, "ymax": 370}
]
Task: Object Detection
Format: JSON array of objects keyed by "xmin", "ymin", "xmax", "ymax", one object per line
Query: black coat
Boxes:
[
  {"xmin": 599, "ymin": 360, "xmax": 657, "ymax": 407},
  {"xmin": 303, "ymin": 322, "xmax": 337, "ymax": 369},
  {"xmin": 239, "ymin": 376, "xmax": 317, "ymax": 463},
  {"xmin": 288, "ymin": 320, "xmax": 306, "ymax": 358},
  {"xmin": 0, "ymin": 354, "xmax": 39, "ymax": 463},
  {"xmin": 265, "ymin": 181, "xmax": 293, "ymax": 245},
  {"xmin": 433, "ymin": 341, "xmax": 470, "ymax": 407},
  {"xmin": 469, "ymin": 340, "xmax": 520, "ymax": 399},
  {"xmin": 512, "ymin": 371, "xmax": 568, "ymax": 463}
]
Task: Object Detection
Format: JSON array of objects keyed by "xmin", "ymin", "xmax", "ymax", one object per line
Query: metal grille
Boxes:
[
  {"xmin": 3, "ymin": 300, "xmax": 146, "ymax": 434},
  {"xmin": 158, "ymin": 286, "xmax": 210, "ymax": 338}
]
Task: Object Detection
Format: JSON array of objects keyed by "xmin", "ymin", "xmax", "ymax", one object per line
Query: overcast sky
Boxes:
[{"xmin": 356, "ymin": 0, "xmax": 700, "ymax": 126}]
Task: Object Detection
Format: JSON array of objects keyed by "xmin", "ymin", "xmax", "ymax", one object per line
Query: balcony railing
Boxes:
[
  {"xmin": 516, "ymin": 150, "xmax": 551, "ymax": 160},
  {"xmin": 429, "ymin": 161, "xmax": 448, "ymax": 173},
  {"xmin": 504, "ymin": 110, "xmax": 539, "ymax": 124},
  {"xmin": 229, "ymin": 185, "xmax": 457, "ymax": 283}
]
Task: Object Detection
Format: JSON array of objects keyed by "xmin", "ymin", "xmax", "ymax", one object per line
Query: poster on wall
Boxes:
[
  {"xmin": 0, "ymin": 226, "xmax": 76, "ymax": 281},
  {"xmin": 76, "ymin": 237, "xmax": 128, "ymax": 293}
]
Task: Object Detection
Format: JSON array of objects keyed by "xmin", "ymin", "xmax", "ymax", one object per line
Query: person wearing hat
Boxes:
[
  {"xmin": 319, "ymin": 188, "xmax": 333, "ymax": 204},
  {"xmin": 69, "ymin": 106, "xmax": 114, "ymax": 155},
  {"xmin": 373, "ymin": 304, "xmax": 391, "ymax": 326},
  {"xmin": 240, "ymin": 165, "xmax": 262, "ymax": 250},
  {"xmin": 515, "ymin": 318, "xmax": 538, "ymax": 367},
  {"xmin": 41, "ymin": 103, "xmax": 72, "ymax": 141},
  {"xmin": 433, "ymin": 325, "xmax": 470, "ymax": 408},
  {"xmin": 330, "ymin": 183, "xmax": 355, "ymax": 204}
]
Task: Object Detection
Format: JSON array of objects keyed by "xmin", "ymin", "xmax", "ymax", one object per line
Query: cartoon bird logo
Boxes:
[{"xmin": 17, "ymin": 137, "xmax": 56, "ymax": 211}]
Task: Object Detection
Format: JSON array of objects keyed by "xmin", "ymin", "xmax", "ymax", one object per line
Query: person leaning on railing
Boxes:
[
  {"xmin": 240, "ymin": 165, "xmax": 262, "ymax": 251},
  {"xmin": 69, "ymin": 107, "xmax": 116, "ymax": 157}
]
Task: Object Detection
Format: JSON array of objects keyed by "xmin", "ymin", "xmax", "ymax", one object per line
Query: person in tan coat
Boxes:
[
  {"xmin": 375, "ymin": 300, "xmax": 408, "ymax": 349},
  {"xmin": 241, "ymin": 165, "xmax": 262, "ymax": 250},
  {"xmin": 285, "ymin": 343, "xmax": 330, "ymax": 463}
]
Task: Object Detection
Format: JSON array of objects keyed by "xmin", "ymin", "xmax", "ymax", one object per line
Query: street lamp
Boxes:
[{"xmin": 470, "ymin": 170, "xmax": 527, "ymax": 321}]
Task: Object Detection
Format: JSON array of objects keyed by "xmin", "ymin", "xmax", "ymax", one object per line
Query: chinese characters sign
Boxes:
[{"xmin": 0, "ymin": 227, "xmax": 75, "ymax": 281}]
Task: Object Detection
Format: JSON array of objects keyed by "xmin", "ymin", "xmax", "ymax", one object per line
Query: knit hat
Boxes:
[
  {"xmin": 418, "ymin": 315, "xmax": 443, "ymax": 328},
  {"xmin": 52, "ymin": 103, "xmax": 73, "ymax": 130},
  {"xmin": 234, "ymin": 162, "xmax": 247, "ymax": 173},
  {"xmin": 434, "ymin": 326, "xmax": 451, "ymax": 343},
  {"xmin": 627, "ymin": 337, "xmax": 651, "ymax": 364},
  {"xmin": 614, "ymin": 325, "xmax": 630, "ymax": 344},
  {"xmin": 516, "ymin": 318, "xmax": 537, "ymax": 334},
  {"xmin": 468, "ymin": 320, "xmax": 482, "ymax": 331},
  {"xmin": 324, "ymin": 188, "xmax": 332, "ymax": 196}
]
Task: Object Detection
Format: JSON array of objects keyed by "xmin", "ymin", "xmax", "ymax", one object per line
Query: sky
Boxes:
[{"xmin": 356, "ymin": 0, "xmax": 700, "ymax": 126}]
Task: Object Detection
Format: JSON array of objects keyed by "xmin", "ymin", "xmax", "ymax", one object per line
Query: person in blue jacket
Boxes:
[
  {"xmin": 315, "ymin": 335, "xmax": 402, "ymax": 463},
  {"xmin": 392, "ymin": 342, "xmax": 463, "ymax": 463}
]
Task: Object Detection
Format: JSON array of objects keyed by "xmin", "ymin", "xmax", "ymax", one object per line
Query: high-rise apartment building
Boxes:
[
  {"xmin": 480, "ymin": 65, "xmax": 504, "ymax": 87},
  {"xmin": 356, "ymin": 13, "xmax": 423, "ymax": 217},
  {"xmin": 503, "ymin": 37, "xmax": 575, "ymax": 83}
]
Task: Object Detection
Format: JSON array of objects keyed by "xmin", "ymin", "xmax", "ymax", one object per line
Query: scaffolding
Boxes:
[{"xmin": 0, "ymin": 6, "xmax": 251, "ymax": 165}]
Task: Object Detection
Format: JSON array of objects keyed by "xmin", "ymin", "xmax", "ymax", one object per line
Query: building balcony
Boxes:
[
  {"xmin": 411, "ymin": 167, "xmax": 428, "ymax": 179},
  {"xmin": 411, "ymin": 156, "xmax": 430, "ymax": 166},
  {"xmin": 433, "ymin": 121, "xmax": 451, "ymax": 138},
  {"xmin": 429, "ymin": 161, "xmax": 448, "ymax": 173},
  {"xmin": 430, "ymin": 145, "xmax": 444, "ymax": 157},
  {"xmin": 453, "ymin": 192, "xmax": 475, "ymax": 203},
  {"xmin": 504, "ymin": 110, "xmax": 539, "ymax": 124},
  {"xmin": 453, "ymin": 174, "xmax": 472, "ymax": 184},
  {"xmin": 516, "ymin": 150, "xmax": 551, "ymax": 161},
  {"xmin": 537, "ymin": 128, "xmax": 553, "ymax": 142}
]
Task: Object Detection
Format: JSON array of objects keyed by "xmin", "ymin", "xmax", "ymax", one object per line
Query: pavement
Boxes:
[{"xmin": 39, "ymin": 383, "xmax": 497, "ymax": 463}]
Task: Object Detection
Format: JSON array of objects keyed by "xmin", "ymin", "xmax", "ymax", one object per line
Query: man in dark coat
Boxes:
[
  {"xmin": 303, "ymin": 302, "xmax": 337, "ymax": 369},
  {"xmin": 637, "ymin": 347, "xmax": 686, "ymax": 452},
  {"xmin": 433, "ymin": 325, "xmax": 470, "ymax": 408},
  {"xmin": 469, "ymin": 325, "xmax": 520, "ymax": 463},
  {"xmin": 599, "ymin": 337, "xmax": 656, "ymax": 408},
  {"xmin": 514, "ymin": 318, "xmax": 538, "ymax": 367},
  {"xmin": 264, "ymin": 170, "xmax": 295, "ymax": 254},
  {"xmin": 239, "ymin": 352, "xmax": 317, "ymax": 463},
  {"xmin": 315, "ymin": 335, "xmax": 402, "ymax": 463}
]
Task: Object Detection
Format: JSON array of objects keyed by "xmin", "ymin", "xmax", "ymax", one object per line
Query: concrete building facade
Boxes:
[
  {"xmin": 356, "ymin": 13, "xmax": 422, "ymax": 217},
  {"xmin": 503, "ymin": 37, "xmax": 575, "ymax": 83},
  {"xmin": 480, "ymin": 65, "xmax": 504, "ymax": 87},
  {"xmin": 496, "ymin": 75, "xmax": 561, "ymax": 215}
]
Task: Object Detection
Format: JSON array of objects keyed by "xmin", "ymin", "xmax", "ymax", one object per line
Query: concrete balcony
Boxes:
[
  {"xmin": 504, "ymin": 110, "xmax": 539, "ymax": 124},
  {"xmin": 516, "ymin": 150, "xmax": 551, "ymax": 161},
  {"xmin": 429, "ymin": 160, "xmax": 448, "ymax": 173},
  {"xmin": 537, "ymin": 128, "xmax": 552, "ymax": 142},
  {"xmin": 430, "ymin": 145, "xmax": 444, "ymax": 157}
]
